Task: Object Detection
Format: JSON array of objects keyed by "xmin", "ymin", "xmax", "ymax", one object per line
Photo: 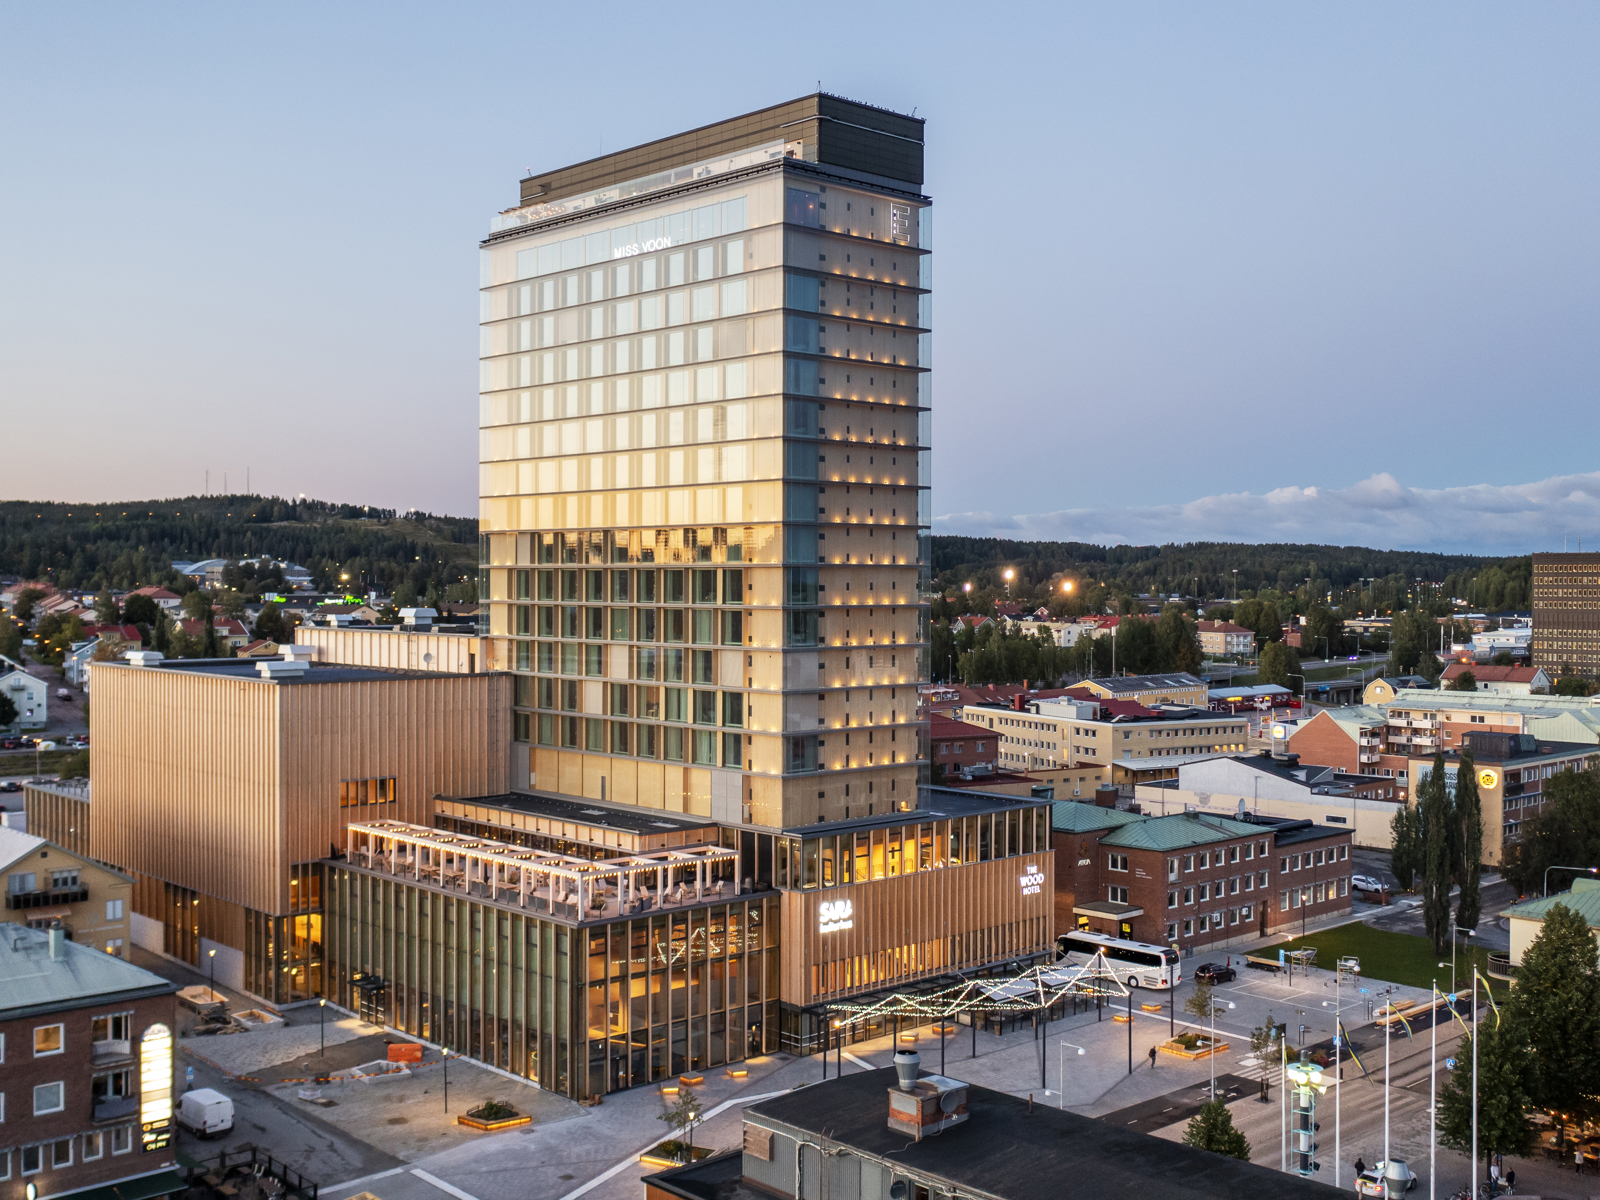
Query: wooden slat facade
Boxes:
[
  {"xmin": 91, "ymin": 663, "xmax": 511, "ymax": 919},
  {"xmin": 780, "ymin": 851, "xmax": 1055, "ymax": 1008}
]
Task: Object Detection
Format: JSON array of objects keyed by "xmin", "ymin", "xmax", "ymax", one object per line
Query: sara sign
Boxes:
[
  {"xmin": 819, "ymin": 899, "xmax": 854, "ymax": 933},
  {"xmin": 1479, "ymin": 768, "xmax": 1499, "ymax": 789},
  {"xmin": 1019, "ymin": 864, "xmax": 1045, "ymax": 896}
]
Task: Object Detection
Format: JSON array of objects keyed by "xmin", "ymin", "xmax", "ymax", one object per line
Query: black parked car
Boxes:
[{"xmin": 1194, "ymin": 962, "xmax": 1237, "ymax": 983}]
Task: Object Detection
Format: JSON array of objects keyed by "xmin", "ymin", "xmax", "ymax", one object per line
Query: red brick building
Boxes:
[
  {"xmin": 1051, "ymin": 803, "xmax": 1353, "ymax": 956},
  {"xmin": 0, "ymin": 925, "xmax": 179, "ymax": 1200},
  {"xmin": 930, "ymin": 716, "xmax": 995, "ymax": 779}
]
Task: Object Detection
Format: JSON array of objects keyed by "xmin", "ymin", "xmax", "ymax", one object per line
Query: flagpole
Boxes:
[
  {"xmin": 1472, "ymin": 971, "xmax": 1479, "ymax": 1192},
  {"xmin": 1384, "ymin": 1001, "xmax": 1391, "ymax": 1169},
  {"xmin": 1430, "ymin": 981, "xmax": 1437, "ymax": 1200},
  {"xmin": 1334, "ymin": 967, "xmax": 1342, "ymax": 1190}
]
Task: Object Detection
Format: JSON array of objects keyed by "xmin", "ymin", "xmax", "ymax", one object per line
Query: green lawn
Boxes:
[{"xmin": 1277, "ymin": 921, "xmax": 1505, "ymax": 995}]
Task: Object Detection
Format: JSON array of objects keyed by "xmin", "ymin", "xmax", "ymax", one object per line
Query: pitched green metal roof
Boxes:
[
  {"xmin": 1503, "ymin": 877, "xmax": 1600, "ymax": 927},
  {"xmin": 1100, "ymin": 811, "xmax": 1263, "ymax": 851},
  {"xmin": 1050, "ymin": 801, "xmax": 1147, "ymax": 834}
]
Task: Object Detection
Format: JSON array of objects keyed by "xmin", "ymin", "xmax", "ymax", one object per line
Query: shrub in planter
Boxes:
[{"xmin": 467, "ymin": 1099, "xmax": 518, "ymax": 1121}]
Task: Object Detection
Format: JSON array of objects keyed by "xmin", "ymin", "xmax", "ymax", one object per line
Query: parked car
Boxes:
[
  {"xmin": 1352, "ymin": 874, "xmax": 1386, "ymax": 894},
  {"xmin": 0, "ymin": 737, "xmax": 21, "ymax": 749},
  {"xmin": 1194, "ymin": 962, "xmax": 1237, "ymax": 984},
  {"xmin": 1355, "ymin": 1159, "xmax": 1417, "ymax": 1197},
  {"xmin": 0, "ymin": 781, "xmax": 20, "ymax": 793},
  {"xmin": 56, "ymin": 687, "xmax": 72, "ymax": 701}
]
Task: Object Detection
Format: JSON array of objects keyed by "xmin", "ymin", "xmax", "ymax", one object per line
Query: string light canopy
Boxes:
[{"xmin": 825, "ymin": 951, "xmax": 1129, "ymax": 1026}]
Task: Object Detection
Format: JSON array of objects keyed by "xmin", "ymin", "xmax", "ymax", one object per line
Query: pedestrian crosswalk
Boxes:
[{"xmin": 1233, "ymin": 1055, "xmax": 1272, "ymax": 1081}]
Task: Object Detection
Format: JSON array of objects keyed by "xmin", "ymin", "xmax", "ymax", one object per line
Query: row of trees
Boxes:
[
  {"xmin": 0, "ymin": 495, "xmax": 476, "ymax": 597},
  {"xmin": 932, "ymin": 606, "xmax": 1204, "ymax": 686},
  {"xmin": 1390, "ymin": 751, "xmax": 1485, "ymax": 951},
  {"xmin": 932, "ymin": 536, "xmax": 1531, "ymax": 617}
]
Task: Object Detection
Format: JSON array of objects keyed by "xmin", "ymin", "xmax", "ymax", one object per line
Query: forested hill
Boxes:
[
  {"xmin": 0, "ymin": 496, "xmax": 478, "ymax": 596},
  {"xmin": 931, "ymin": 536, "xmax": 1532, "ymax": 610}
]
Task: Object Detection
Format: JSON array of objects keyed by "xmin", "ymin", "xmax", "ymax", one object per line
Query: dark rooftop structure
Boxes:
[
  {"xmin": 647, "ymin": 1066, "xmax": 1343, "ymax": 1200},
  {"xmin": 786, "ymin": 786, "xmax": 1047, "ymax": 837},
  {"xmin": 439, "ymin": 789, "xmax": 717, "ymax": 839},
  {"xmin": 516, "ymin": 93, "xmax": 925, "ymax": 211}
]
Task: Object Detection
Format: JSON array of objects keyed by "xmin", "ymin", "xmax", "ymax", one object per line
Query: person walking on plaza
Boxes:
[
  {"xmin": 1354, "ymin": 1157, "xmax": 1366, "ymax": 1177},
  {"xmin": 1148, "ymin": 1045, "xmax": 1157, "ymax": 1070}
]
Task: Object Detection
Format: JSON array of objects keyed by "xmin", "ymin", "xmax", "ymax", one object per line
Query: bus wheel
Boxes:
[{"xmin": 1127, "ymin": 976, "xmax": 1139, "ymax": 988}]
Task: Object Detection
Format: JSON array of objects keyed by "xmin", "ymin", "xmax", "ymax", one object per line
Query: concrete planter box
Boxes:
[
  {"xmin": 457, "ymin": 1111, "xmax": 531, "ymax": 1132},
  {"xmin": 639, "ymin": 1143, "xmax": 712, "ymax": 1169},
  {"xmin": 1159, "ymin": 1036, "xmax": 1229, "ymax": 1060},
  {"xmin": 234, "ymin": 1009, "xmax": 284, "ymax": 1031}
]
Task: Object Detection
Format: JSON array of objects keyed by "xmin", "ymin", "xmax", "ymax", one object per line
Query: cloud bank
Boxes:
[{"xmin": 935, "ymin": 471, "xmax": 1600, "ymax": 555}]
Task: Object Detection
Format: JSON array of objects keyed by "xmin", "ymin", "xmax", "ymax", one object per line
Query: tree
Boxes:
[
  {"xmin": 254, "ymin": 602, "xmax": 288, "ymax": 644},
  {"xmin": 1553, "ymin": 675, "xmax": 1594, "ymax": 698},
  {"xmin": 13, "ymin": 587, "xmax": 46, "ymax": 625},
  {"xmin": 1301, "ymin": 603, "xmax": 1346, "ymax": 658},
  {"xmin": 657, "ymin": 1088, "xmax": 704, "ymax": 1160},
  {"xmin": 1437, "ymin": 1023, "xmax": 1535, "ymax": 1174},
  {"xmin": 0, "ymin": 692, "xmax": 17, "ymax": 729},
  {"xmin": 32, "ymin": 613, "xmax": 84, "ymax": 667},
  {"xmin": 121, "ymin": 593, "xmax": 160, "ymax": 636},
  {"xmin": 1389, "ymin": 802, "xmax": 1423, "ymax": 892},
  {"xmin": 180, "ymin": 590, "xmax": 213, "ymax": 622},
  {"xmin": 1416, "ymin": 649, "xmax": 1444, "ymax": 684},
  {"xmin": 57, "ymin": 749, "xmax": 89, "ymax": 780},
  {"xmin": 1258, "ymin": 642, "xmax": 1301, "ymax": 692},
  {"xmin": 1389, "ymin": 610, "xmax": 1431, "ymax": 674},
  {"xmin": 1418, "ymin": 754, "xmax": 1453, "ymax": 955},
  {"xmin": 0, "ymin": 614, "xmax": 21, "ymax": 663},
  {"xmin": 1491, "ymin": 650, "xmax": 1515, "ymax": 666},
  {"xmin": 1504, "ymin": 902, "xmax": 1600, "ymax": 1123},
  {"xmin": 93, "ymin": 588, "xmax": 119, "ymax": 626},
  {"xmin": 1454, "ymin": 751, "xmax": 1483, "ymax": 932},
  {"xmin": 1448, "ymin": 670, "xmax": 1478, "ymax": 692},
  {"xmin": 1183, "ymin": 978, "xmax": 1216, "ymax": 1023},
  {"xmin": 1182, "ymin": 1100, "xmax": 1251, "ymax": 1160},
  {"xmin": 218, "ymin": 590, "xmax": 246, "ymax": 620}
]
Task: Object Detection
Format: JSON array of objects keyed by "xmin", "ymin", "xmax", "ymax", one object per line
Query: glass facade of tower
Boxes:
[{"xmin": 478, "ymin": 112, "xmax": 930, "ymax": 833}]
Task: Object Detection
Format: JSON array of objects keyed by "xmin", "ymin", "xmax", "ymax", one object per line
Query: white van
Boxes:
[{"xmin": 176, "ymin": 1088, "xmax": 234, "ymax": 1138}]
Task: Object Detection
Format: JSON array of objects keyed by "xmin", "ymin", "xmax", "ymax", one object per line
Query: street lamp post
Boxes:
[
  {"xmin": 1003, "ymin": 568, "xmax": 1014, "ymax": 599},
  {"xmin": 1209, "ymin": 1000, "xmax": 1236, "ymax": 1097},
  {"xmin": 207, "ymin": 948, "xmax": 216, "ymax": 999},
  {"xmin": 318, "ymin": 997, "xmax": 326, "ymax": 1056},
  {"xmin": 1544, "ymin": 864, "xmax": 1599, "ymax": 897}
]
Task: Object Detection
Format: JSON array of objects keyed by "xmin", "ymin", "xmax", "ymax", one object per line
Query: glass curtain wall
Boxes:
[{"xmin": 324, "ymin": 866, "xmax": 780, "ymax": 1100}]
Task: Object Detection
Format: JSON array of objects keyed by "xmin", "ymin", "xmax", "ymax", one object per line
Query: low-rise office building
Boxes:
[
  {"xmin": 0, "ymin": 925, "xmax": 179, "ymax": 1200},
  {"xmin": 1075, "ymin": 672, "xmax": 1208, "ymax": 707},
  {"xmin": 1403, "ymin": 732, "xmax": 1599, "ymax": 865},
  {"xmin": 2, "ymin": 824, "xmax": 132, "ymax": 956},
  {"xmin": 958, "ymin": 694, "xmax": 1248, "ymax": 774},
  {"xmin": 1052, "ymin": 802, "xmax": 1352, "ymax": 953},
  {"xmin": 1289, "ymin": 690, "xmax": 1600, "ymax": 797}
]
